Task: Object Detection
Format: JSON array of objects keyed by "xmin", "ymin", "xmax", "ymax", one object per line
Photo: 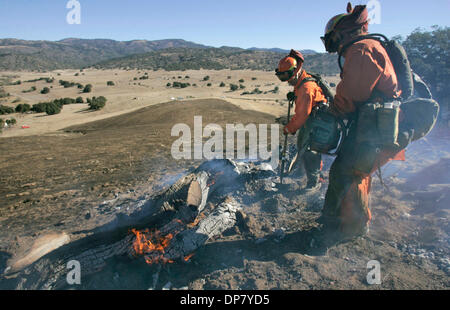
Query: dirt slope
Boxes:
[
  {"xmin": 0, "ymin": 100, "xmax": 448, "ymax": 290},
  {"xmin": 0, "ymin": 99, "xmax": 276, "ymax": 250}
]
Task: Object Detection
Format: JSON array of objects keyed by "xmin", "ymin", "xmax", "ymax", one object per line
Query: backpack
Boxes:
[
  {"xmin": 339, "ymin": 33, "xmax": 440, "ymax": 141},
  {"xmin": 297, "ymin": 71, "xmax": 336, "ymax": 104},
  {"xmin": 296, "ymin": 72, "xmax": 345, "ymax": 155},
  {"xmin": 339, "ymin": 33, "xmax": 414, "ymax": 100}
]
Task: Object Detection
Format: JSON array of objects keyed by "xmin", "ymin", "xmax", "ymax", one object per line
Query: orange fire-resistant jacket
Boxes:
[
  {"xmin": 332, "ymin": 38, "xmax": 402, "ymax": 117},
  {"xmin": 285, "ymin": 70, "xmax": 327, "ymax": 134}
]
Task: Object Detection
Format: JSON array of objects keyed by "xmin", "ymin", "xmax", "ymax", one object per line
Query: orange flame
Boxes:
[
  {"xmin": 131, "ymin": 207, "xmax": 207, "ymax": 265},
  {"xmin": 187, "ymin": 212, "xmax": 206, "ymax": 228},
  {"xmin": 131, "ymin": 228, "xmax": 175, "ymax": 264},
  {"xmin": 184, "ymin": 253, "xmax": 195, "ymax": 262}
]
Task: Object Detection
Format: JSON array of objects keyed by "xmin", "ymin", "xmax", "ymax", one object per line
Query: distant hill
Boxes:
[
  {"xmin": 248, "ymin": 47, "xmax": 317, "ymax": 55},
  {"xmin": 0, "ymin": 38, "xmax": 209, "ymax": 71},
  {"xmin": 92, "ymin": 47, "xmax": 339, "ymax": 75},
  {"xmin": 0, "ymin": 38, "xmax": 338, "ymax": 75}
]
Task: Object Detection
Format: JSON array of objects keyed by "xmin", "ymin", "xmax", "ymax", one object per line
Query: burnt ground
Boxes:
[{"xmin": 0, "ymin": 99, "xmax": 449, "ymax": 290}]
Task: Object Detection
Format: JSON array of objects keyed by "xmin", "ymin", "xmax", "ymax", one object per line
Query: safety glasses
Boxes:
[
  {"xmin": 321, "ymin": 31, "xmax": 339, "ymax": 53},
  {"xmin": 275, "ymin": 69, "xmax": 294, "ymax": 82}
]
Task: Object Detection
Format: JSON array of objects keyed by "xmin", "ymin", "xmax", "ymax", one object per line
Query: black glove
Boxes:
[
  {"xmin": 275, "ymin": 116, "xmax": 289, "ymax": 126},
  {"xmin": 287, "ymin": 92, "xmax": 296, "ymax": 102}
]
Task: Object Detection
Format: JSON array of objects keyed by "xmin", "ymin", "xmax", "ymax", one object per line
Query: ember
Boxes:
[{"xmin": 183, "ymin": 253, "xmax": 195, "ymax": 262}]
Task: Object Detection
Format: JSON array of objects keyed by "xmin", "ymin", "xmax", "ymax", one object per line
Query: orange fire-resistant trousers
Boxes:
[{"xmin": 322, "ymin": 123, "xmax": 405, "ymax": 235}]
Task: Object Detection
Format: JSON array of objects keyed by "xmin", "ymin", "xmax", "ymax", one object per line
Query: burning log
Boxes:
[
  {"xmin": 130, "ymin": 197, "xmax": 241, "ymax": 264},
  {"xmin": 1, "ymin": 160, "xmax": 273, "ymax": 289}
]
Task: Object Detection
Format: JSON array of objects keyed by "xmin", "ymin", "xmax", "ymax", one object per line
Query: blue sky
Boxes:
[{"xmin": 0, "ymin": 0, "xmax": 448, "ymax": 52}]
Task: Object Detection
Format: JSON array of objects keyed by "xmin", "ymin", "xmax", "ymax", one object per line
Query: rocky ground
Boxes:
[{"xmin": 0, "ymin": 99, "xmax": 448, "ymax": 290}]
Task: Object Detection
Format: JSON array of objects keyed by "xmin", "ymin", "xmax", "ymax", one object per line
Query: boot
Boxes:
[
  {"xmin": 339, "ymin": 221, "xmax": 370, "ymax": 242},
  {"xmin": 304, "ymin": 176, "xmax": 322, "ymax": 193},
  {"xmin": 313, "ymin": 215, "xmax": 341, "ymax": 248}
]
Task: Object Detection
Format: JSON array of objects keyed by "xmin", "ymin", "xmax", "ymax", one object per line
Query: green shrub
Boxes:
[
  {"xmin": 83, "ymin": 84, "xmax": 93, "ymax": 93},
  {"xmin": 76, "ymin": 97, "xmax": 84, "ymax": 103},
  {"xmin": 31, "ymin": 102, "xmax": 48, "ymax": 113},
  {"xmin": 239, "ymin": 84, "xmax": 246, "ymax": 89},
  {"xmin": 22, "ymin": 86, "xmax": 37, "ymax": 93},
  {"xmin": 6, "ymin": 118, "xmax": 17, "ymax": 125},
  {"xmin": 239, "ymin": 79, "xmax": 245, "ymax": 83},
  {"xmin": 0, "ymin": 105, "xmax": 14, "ymax": 115},
  {"xmin": 166, "ymin": 82, "xmax": 171, "ymax": 87},
  {"xmin": 172, "ymin": 82, "xmax": 190, "ymax": 88},
  {"xmin": 59, "ymin": 97, "xmax": 76, "ymax": 105},
  {"xmin": 203, "ymin": 76, "xmax": 210, "ymax": 81},
  {"xmin": 230, "ymin": 84, "xmax": 238, "ymax": 91},
  {"xmin": 15, "ymin": 104, "xmax": 31, "ymax": 113},
  {"xmin": 59, "ymin": 80, "xmax": 76, "ymax": 88},
  {"xmin": 107, "ymin": 81, "xmax": 115, "ymax": 86},
  {"xmin": 88, "ymin": 96, "xmax": 107, "ymax": 111},
  {"xmin": 45, "ymin": 102, "xmax": 61, "ymax": 115},
  {"xmin": 252, "ymin": 77, "xmax": 257, "ymax": 81},
  {"xmin": 207, "ymin": 83, "xmax": 212, "ymax": 87},
  {"xmin": 219, "ymin": 82, "xmax": 226, "ymax": 87}
]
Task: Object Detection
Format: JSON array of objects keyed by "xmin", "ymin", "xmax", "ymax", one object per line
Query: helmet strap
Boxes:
[{"xmin": 288, "ymin": 68, "xmax": 303, "ymax": 86}]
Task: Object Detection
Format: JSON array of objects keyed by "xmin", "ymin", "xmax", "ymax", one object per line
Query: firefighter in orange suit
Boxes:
[
  {"xmin": 276, "ymin": 50, "xmax": 326, "ymax": 190},
  {"xmin": 319, "ymin": 3, "xmax": 407, "ymax": 240}
]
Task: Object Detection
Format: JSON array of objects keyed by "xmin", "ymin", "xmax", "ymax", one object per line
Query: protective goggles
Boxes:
[
  {"xmin": 275, "ymin": 69, "xmax": 295, "ymax": 82},
  {"xmin": 321, "ymin": 31, "xmax": 339, "ymax": 53}
]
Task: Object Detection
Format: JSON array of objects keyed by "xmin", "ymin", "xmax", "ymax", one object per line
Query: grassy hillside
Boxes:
[
  {"xmin": 0, "ymin": 38, "xmax": 208, "ymax": 71},
  {"xmin": 92, "ymin": 47, "xmax": 340, "ymax": 75},
  {"xmin": 0, "ymin": 38, "xmax": 339, "ymax": 75}
]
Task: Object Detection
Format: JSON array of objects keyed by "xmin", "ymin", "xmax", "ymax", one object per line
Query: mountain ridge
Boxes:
[{"xmin": 0, "ymin": 38, "xmax": 334, "ymax": 73}]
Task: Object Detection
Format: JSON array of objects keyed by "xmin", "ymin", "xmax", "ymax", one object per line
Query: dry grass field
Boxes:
[
  {"xmin": 0, "ymin": 69, "xmax": 447, "ymax": 290},
  {"xmin": 1, "ymin": 69, "xmax": 340, "ymax": 138}
]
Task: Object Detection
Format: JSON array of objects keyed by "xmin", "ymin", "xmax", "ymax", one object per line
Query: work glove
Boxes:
[
  {"xmin": 287, "ymin": 91, "xmax": 296, "ymax": 102},
  {"xmin": 283, "ymin": 125, "xmax": 294, "ymax": 136},
  {"xmin": 275, "ymin": 115, "xmax": 288, "ymax": 126}
]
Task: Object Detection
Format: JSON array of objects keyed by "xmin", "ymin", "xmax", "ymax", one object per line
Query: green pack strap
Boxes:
[
  {"xmin": 338, "ymin": 33, "xmax": 389, "ymax": 74},
  {"xmin": 297, "ymin": 77, "xmax": 318, "ymax": 90}
]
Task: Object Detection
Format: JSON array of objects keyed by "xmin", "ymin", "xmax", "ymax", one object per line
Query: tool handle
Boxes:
[{"xmin": 280, "ymin": 100, "xmax": 294, "ymax": 184}]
